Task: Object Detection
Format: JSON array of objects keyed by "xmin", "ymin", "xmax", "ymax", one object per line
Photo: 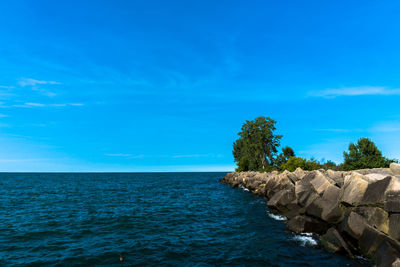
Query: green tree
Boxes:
[
  {"xmin": 321, "ymin": 160, "xmax": 338, "ymax": 170},
  {"xmin": 275, "ymin": 146, "xmax": 295, "ymax": 169},
  {"xmin": 233, "ymin": 116, "xmax": 282, "ymax": 171},
  {"xmin": 342, "ymin": 138, "xmax": 393, "ymax": 170},
  {"xmin": 282, "ymin": 146, "xmax": 295, "ymax": 158},
  {"xmin": 281, "ymin": 156, "xmax": 321, "ymax": 172}
]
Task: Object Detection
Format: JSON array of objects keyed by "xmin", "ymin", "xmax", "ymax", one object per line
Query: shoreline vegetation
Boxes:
[
  {"xmin": 224, "ymin": 117, "xmax": 400, "ymax": 266},
  {"xmin": 233, "ymin": 116, "xmax": 398, "ymax": 173}
]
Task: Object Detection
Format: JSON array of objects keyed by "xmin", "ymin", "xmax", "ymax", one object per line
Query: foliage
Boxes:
[
  {"xmin": 233, "ymin": 116, "xmax": 282, "ymax": 171},
  {"xmin": 342, "ymin": 138, "xmax": 394, "ymax": 171},
  {"xmin": 321, "ymin": 160, "xmax": 338, "ymax": 170},
  {"xmin": 232, "ymin": 117, "xmax": 398, "ymax": 172},
  {"xmin": 275, "ymin": 146, "xmax": 295, "ymax": 170},
  {"xmin": 280, "ymin": 157, "xmax": 320, "ymax": 172}
]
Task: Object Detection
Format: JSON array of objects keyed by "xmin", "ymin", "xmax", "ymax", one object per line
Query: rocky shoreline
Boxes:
[{"xmin": 221, "ymin": 163, "xmax": 400, "ymax": 267}]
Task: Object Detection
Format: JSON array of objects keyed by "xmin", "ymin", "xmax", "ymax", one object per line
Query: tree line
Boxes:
[{"xmin": 233, "ymin": 116, "xmax": 397, "ymax": 172}]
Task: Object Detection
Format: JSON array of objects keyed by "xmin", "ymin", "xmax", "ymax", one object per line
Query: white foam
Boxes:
[
  {"xmin": 267, "ymin": 212, "xmax": 287, "ymax": 221},
  {"xmin": 292, "ymin": 234, "xmax": 318, "ymax": 246},
  {"xmin": 239, "ymin": 185, "xmax": 249, "ymax": 191}
]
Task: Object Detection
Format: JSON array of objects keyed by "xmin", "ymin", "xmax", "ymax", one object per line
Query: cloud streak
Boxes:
[
  {"xmin": 12, "ymin": 102, "xmax": 84, "ymax": 108},
  {"xmin": 105, "ymin": 153, "xmax": 144, "ymax": 158},
  {"xmin": 310, "ymin": 86, "xmax": 400, "ymax": 98},
  {"xmin": 18, "ymin": 78, "xmax": 60, "ymax": 87}
]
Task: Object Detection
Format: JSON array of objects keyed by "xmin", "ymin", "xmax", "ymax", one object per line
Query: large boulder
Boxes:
[
  {"xmin": 267, "ymin": 187, "xmax": 296, "ymax": 212},
  {"xmin": 306, "ymin": 196, "xmax": 343, "ymax": 223},
  {"xmin": 286, "ymin": 215, "xmax": 328, "ymax": 234},
  {"xmin": 385, "ymin": 177, "xmax": 400, "ymax": 213},
  {"xmin": 362, "ymin": 176, "xmax": 392, "ymax": 206},
  {"xmin": 264, "ymin": 172, "xmax": 294, "ymax": 198},
  {"xmin": 340, "ymin": 212, "xmax": 368, "ymax": 239},
  {"xmin": 320, "ymin": 227, "xmax": 353, "ymax": 257},
  {"xmin": 363, "ymin": 173, "xmax": 390, "ymax": 183},
  {"xmin": 341, "ymin": 172, "xmax": 369, "ymax": 206},
  {"xmin": 377, "ymin": 241, "xmax": 400, "ymax": 267},
  {"xmin": 284, "ymin": 205, "xmax": 306, "ymax": 220},
  {"xmin": 286, "ymin": 168, "xmax": 307, "ymax": 183},
  {"xmin": 310, "ymin": 171, "xmax": 335, "ymax": 196},
  {"xmin": 391, "ymin": 163, "xmax": 400, "ymax": 175},
  {"xmin": 326, "ymin": 169, "xmax": 346, "ymax": 188},
  {"xmin": 322, "ymin": 183, "xmax": 343, "ymax": 203},
  {"xmin": 389, "ymin": 214, "xmax": 400, "ymax": 241},
  {"xmin": 354, "ymin": 207, "xmax": 389, "ymax": 234},
  {"xmin": 359, "ymin": 224, "xmax": 389, "ymax": 256},
  {"xmin": 295, "ymin": 172, "xmax": 320, "ymax": 208}
]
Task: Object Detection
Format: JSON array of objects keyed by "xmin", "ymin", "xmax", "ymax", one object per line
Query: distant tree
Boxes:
[
  {"xmin": 281, "ymin": 156, "xmax": 321, "ymax": 172},
  {"xmin": 321, "ymin": 160, "xmax": 338, "ymax": 170},
  {"xmin": 342, "ymin": 138, "xmax": 393, "ymax": 170},
  {"xmin": 282, "ymin": 146, "xmax": 295, "ymax": 159},
  {"xmin": 275, "ymin": 146, "xmax": 295, "ymax": 169},
  {"xmin": 233, "ymin": 116, "xmax": 282, "ymax": 171}
]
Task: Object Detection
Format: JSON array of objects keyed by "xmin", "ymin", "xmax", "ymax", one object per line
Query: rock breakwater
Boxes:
[{"xmin": 221, "ymin": 163, "xmax": 400, "ymax": 266}]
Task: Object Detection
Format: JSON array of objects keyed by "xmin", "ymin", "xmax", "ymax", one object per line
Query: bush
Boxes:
[
  {"xmin": 342, "ymin": 138, "xmax": 394, "ymax": 170},
  {"xmin": 281, "ymin": 157, "xmax": 320, "ymax": 172}
]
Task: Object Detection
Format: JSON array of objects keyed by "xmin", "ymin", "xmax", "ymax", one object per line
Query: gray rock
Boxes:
[
  {"xmin": 306, "ymin": 197, "xmax": 343, "ymax": 223},
  {"xmin": 385, "ymin": 190, "xmax": 400, "ymax": 213},
  {"xmin": 286, "ymin": 168, "xmax": 307, "ymax": 183},
  {"xmin": 286, "ymin": 215, "xmax": 328, "ymax": 234},
  {"xmin": 267, "ymin": 188, "xmax": 296, "ymax": 212},
  {"xmin": 389, "ymin": 214, "xmax": 400, "ymax": 241},
  {"xmin": 362, "ymin": 176, "xmax": 392, "ymax": 206},
  {"xmin": 320, "ymin": 227, "xmax": 353, "ymax": 257},
  {"xmin": 341, "ymin": 173, "xmax": 369, "ymax": 206},
  {"xmin": 377, "ymin": 241, "xmax": 400, "ymax": 267},
  {"xmin": 284, "ymin": 205, "xmax": 306, "ymax": 220},
  {"xmin": 326, "ymin": 169, "xmax": 345, "ymax": 188},
  {"xmin": 340, "ymin": 212, "xmax": 368, "ymax": 239},
  {"xmin": 359, "ymin": 224, "xmax": 388, "ymax": 256},
  {"xmin": 354, "ymin": 206, "xmax": 389, "ymax": 234},
  {"xmin": 310, "ymin": 171, "xmax": 335, "ymax": 196},
  {"xmin": 391, "ymin": 163, "xmax": 400, "ymax": 175},
  {"xmin": 265, "ymin": 173, "xmax": 294, "ymax": 198}
]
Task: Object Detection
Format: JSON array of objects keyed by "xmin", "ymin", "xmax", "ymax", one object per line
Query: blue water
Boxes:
[{"xmin": 0, "ymin": 173, "xmax": 369, "ymax": 266}]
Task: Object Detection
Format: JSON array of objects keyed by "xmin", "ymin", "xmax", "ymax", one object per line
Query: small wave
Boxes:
[
  {"xmin": 292, "ymin": 234, "xmax": 318, "ymax": 247},
  {"xmin": 239, "ymin": 185, "xmax": 249, "ymax": 192},
  {"xmin": 267, "ymin": 212, "xmax": 287, "ymax": 221}
]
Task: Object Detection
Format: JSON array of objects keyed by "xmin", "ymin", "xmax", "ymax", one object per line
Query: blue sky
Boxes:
[{"xmin": 0, "ymin": 0, "xmax": 399, "ymax": 171}]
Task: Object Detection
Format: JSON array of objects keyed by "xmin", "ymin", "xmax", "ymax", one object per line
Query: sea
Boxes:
[{"xmin": 0, "ymin": 172, "xmax": 370, "ymax": 266}]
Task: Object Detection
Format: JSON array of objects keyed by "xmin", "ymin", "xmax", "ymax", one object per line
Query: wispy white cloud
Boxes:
[
  {"xmin": 172, "ymin": 153, "xmax": 223, "ymax": 158},
  {"xmin": 315, "ymin": 128, "xmax": 364, "ymax": 133},
  {"xmin": 13, "ymin": 102, "xmax": 84, "ymax": 108},
  {"xmin": 18, "ymin": 78, "xmax": 60, "ymax": 87},
  {"xmin": 309, "ymin": 86, "xmax": 400, "ymax": 98},
  {"xmin": 105, "ymin": 153, "xmax": 144, "ymax": 158},
  {"xmin": 370, "ymin": 122, "xmax": 400, "ymax": 133},
  {"xmin": 0, "ymin": 158, "xmax": 50, "ymax": 163},
  {"xmin": 173, "ymin": 154, "xmax": 202, "ymax": 158},
  {"xmin": 25, "ymin": 102, "xmax": 46, "ymax": 107},
  {"xmin": 18, "ymin": 78, "xmax": 60, "ymax": 97},
  {"xmin": 0, "ymin": 85, "xmax": 15, "ymax": 89}
]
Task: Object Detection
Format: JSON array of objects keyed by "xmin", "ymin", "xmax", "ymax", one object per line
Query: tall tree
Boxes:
[
  {"xmin": 342, "ymin": 138, "xmax": 393, "ymax": 170},
  {"xmin": 233, "ymin": 116, "xmax": 282, "ymax": 171}
]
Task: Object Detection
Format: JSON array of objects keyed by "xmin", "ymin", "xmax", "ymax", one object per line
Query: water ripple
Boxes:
[{"xmin": 0, "ymin": 173, "xmax": 368, "ymax": 266}]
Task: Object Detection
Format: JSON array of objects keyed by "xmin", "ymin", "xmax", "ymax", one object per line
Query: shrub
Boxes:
[{"xmin": 342, "ymin": 138, "xmax": 394, "ymax": 170}]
